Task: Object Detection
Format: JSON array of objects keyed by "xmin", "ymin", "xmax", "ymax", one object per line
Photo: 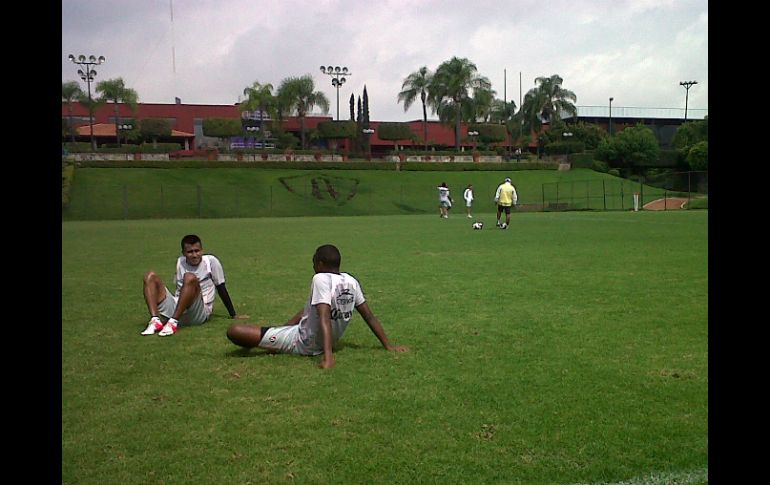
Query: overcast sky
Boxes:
[{"xmin": 62, "ymin": 0, "xmax": 707, "ymax": 122}]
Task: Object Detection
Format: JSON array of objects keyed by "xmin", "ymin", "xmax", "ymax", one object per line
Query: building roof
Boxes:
[{"xmin": 76, "ymin": 123, "xmax": 194, "ymax": 138}]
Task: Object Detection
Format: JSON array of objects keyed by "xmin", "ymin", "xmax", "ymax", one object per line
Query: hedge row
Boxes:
[{"xmin": 74, "ymin": 159, "xmax": 560, "ymax": 171}]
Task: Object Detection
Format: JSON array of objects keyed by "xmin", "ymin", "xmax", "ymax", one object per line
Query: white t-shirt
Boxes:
[
  {"xmin": 437, "ymin": 186, "xmax": 450, "ymax": 202},
  {"xmin": 463, "ymin": 188, "xmax": 474, "ymax": 203},
  {"xmin": 296, "ymin": 272, "xmax": 366, "ymax": 355},
  {"xmin": 174, "ymin": 254, "xmax": 225, "ymax": 315}
]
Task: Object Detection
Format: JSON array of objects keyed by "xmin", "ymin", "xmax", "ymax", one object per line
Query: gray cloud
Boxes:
[{"xmin": 62, "ymin": 0, "xmax": 707, "ymax": 121}]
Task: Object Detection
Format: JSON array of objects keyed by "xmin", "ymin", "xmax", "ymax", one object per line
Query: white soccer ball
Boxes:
[{"xmin": 472, "ymin": 221, "xmax": 484, "ymax": 230}]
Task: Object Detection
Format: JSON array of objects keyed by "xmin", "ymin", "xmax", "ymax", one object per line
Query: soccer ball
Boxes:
[{"xmin": 472, "ymin": 221, "xmax": 484, "ymax": 230}]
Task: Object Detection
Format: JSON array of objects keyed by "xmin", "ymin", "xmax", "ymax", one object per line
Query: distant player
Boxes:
[
  {"xmin": 494, "ymin": 177, "xmax": 518, "ymax": 229},
  {"xmin": 463, "ymin": 184, "xmax": 475, "ymax": 218},
  {"xmin": 437, "ymin": 182, "xmax": 452, "ymax": 218},
  {"xmin": 226, "ymin": 244, "xmax": 408, "ymax": 369}
]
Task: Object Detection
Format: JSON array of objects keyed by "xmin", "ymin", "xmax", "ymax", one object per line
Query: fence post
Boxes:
[
  {"xmin": 602, "ymin": 180, "xmax": 606, "ymax": 210},
  {"xmin": 620, "ymin": 182, "xmax": 624, "ymax": 210},
  {"xmin": 123, "ymin": 184, "xmax": 128, "ymax": 220}
]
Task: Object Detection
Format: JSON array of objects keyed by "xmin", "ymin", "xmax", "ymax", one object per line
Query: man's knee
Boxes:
[
  {"xmin": 181, "ymin": 272, "xmax": 200, "ymax": 286},
  {"xmin": 144, "ymin": 271, "xmax": 159, "ymax": 284},
  {"xmin": 227, "ymin": 324, "xmax": 262, "ymax": 348}
]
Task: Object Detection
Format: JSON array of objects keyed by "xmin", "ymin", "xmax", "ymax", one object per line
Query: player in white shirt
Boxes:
[
  {"xmin": 141, "ymin": 234, "xmax": 249, "ymax": 336},
  {"xmin": 226, "ymin": 244, "xmax": 408, "ymax": 369},
  {"xmin": 437, "ymin": 182, "xmax": 452, "ymax": 218},
  {"xmin": 463, "ymin": 184, "xmax": 474, "ymax": 218}
]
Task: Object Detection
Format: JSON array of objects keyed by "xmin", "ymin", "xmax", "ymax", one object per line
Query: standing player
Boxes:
[
  {"xmin": 463, "ymin": 184, "xmax": 475, "ymax": 218},
  {"xmin": 141, "ymin": 234, "xmax": 248, "ymax": 336},
  {"xmin": 226, "ymin": 244, "xmax": 408, "ymax": 369},
  {"xmin": 494, "ymin": 177, "xmax": 518, "ymax": 229},
  {"xmin": 437, "ymin": 182, "xmax": 452, "ymax": 218}
]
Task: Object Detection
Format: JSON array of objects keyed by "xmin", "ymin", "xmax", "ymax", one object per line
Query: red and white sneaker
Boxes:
[
  {"xmin": 158, "ymin": 321, "xmax": 178, "ymax": 337},
  {"xmin": 141, "ymin": 317, "xmax": 164, "ymax": 335}
]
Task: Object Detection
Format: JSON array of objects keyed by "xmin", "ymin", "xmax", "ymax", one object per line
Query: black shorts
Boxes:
[{"xmin": 498, "ymin": 205, "xmax": 511, "ymax": 214}]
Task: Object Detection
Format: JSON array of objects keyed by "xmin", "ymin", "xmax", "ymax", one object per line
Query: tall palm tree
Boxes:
[
  {"xmin": 428, "ymin": 57, "xmax": 491, "ymax": 151},
  {"xmin": 95, "ymin": 78, "xmax": 139, "ymax": 147},
  {"xmin": 240, "ymin": 81, "xmax": 275, "ymax": 148},
  {"xmin": 488, "ymin": 98, "xmax": 516, "ymax": 124},
  {"xmin": 276, "ymin": 75, "xmax": 329, "ymax": 149},
  {"xmin": 532, "ymin": 74, "xmax": 577, "ymax": 124},
  {"xmin": 397, "ymin": 66, "xmax": 433, "ymax": 151},
  {"xmin": 62, "ymin": 81, "xmax": 84, "ymax": 143}
]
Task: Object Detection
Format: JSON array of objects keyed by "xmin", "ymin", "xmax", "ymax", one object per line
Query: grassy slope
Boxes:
[{"xmin": 64, "ymin": 167, "xmax": 657, "ymax": 220}]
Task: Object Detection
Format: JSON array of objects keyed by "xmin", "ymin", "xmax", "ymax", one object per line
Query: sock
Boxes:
[{"xmin": 168, "ymin": 318, "xmax": 179, "ymax": 327}]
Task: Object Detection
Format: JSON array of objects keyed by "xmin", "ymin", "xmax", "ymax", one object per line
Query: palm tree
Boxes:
[
  {"xmin": 488, "ymin": 98, "xmax": 517, "ymax": 124},
  {"xmin": 95, "ymin": 78, "xmax": 139, "ymax": 147},
  {"xmin": 240, "ymin": 81, "xmax": 275, "ymax": 148},
  {"xmin": 531, "ymin": 74, "xmax": 577, "ymax": 124},
  {"xmin": 276, "ymin": 75, "xmax": 329, "ymax": 149},
  {"xmin": 428, "ymin": 57, "xmax": 491, "ymax": 151},
  {"xmin": 397, "ymin": 66, "xmax": 433, "ymax": 151},
  {"xmin": 62, "ymin": 81, "xmax": 84, "ymax": 143},
  {"xmin": 517, "ymin": 74, "xmax": 576, "ymax": 149}
]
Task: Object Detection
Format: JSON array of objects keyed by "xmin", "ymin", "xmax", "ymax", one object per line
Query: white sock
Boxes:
[{"xmin": 168, "ymin": 318, "xmax": 179, "ymax": 327}]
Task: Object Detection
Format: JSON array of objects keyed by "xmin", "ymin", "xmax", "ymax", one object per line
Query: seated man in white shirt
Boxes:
[{"xmin": 226, "ymin": 244, "xmax": 408, "ymax": 369}]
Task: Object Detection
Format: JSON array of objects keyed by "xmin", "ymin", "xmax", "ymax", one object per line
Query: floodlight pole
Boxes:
[
  {"xmin": 608, "ymin": 97, "xmax": 614, "ymax": 136},
  {"xmin": 320, "ymin": 65, "xmax": 351, "ymax": 121},
  {"xmin": 68, "ymin": 54, "xmax": 105, "ymax": 151},
  {"xmin": 679, "ymin": 80, "xmax": 698, "ymax": 122}
]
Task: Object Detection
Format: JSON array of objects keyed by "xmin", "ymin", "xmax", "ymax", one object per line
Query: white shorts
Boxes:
[
  {"xmin": 258, "ymin": 325, "xmax": 311, "ymax": 354},
  {"xmin": 466, "ymin": 200, "xmax": 473, "ymax": 207},
  {"xmin": 157, "ymin": 287, "xmax": 210, "ymax": 325}
]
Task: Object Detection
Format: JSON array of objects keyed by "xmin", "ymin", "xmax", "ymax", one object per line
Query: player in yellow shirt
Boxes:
[{"xmin": 494, "ymin": 177, "xmax": 518, "ymax": 229}]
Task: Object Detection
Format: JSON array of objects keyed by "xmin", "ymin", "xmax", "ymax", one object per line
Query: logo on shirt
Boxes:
[{"xmin": 336, "ymin": 288, "xmax": 354, "ymax": 306}]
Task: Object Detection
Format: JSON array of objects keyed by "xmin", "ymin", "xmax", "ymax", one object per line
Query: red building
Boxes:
[{"xmin": 61, "ymin": 101, "xmax": 524, "ymax": 155}]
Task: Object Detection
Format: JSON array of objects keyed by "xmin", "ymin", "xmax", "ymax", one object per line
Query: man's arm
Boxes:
[
  {"xmin": 356, "ymin": 302, "xmax": 408, "ymax": 352},
  {"xmin": 316, "ymin": 303, "xmax": 335, "ymax": 369},
  {"xmin": 215, "ymin": 283, "xmax": 249, "ymax": 319}
]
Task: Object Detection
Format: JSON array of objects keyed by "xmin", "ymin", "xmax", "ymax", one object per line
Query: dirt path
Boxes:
[{"xmin": 642, "ymin": 197, "xmax": 690, "ymax": 210}]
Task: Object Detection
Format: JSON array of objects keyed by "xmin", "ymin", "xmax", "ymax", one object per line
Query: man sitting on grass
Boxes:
[
  {"xmin": 226, "ymin": 244, "xmax": 408, "ymax": 369},
  {"xmin": 141, "ymin": 234, "xmax": 248, "ymax": 336}
]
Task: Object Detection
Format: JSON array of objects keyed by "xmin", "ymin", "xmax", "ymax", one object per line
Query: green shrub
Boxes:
[
  {"xmin": 569, "ymin": 152, "xmax": 595, "ymax": 168},
  {"xmin": 687, "ymin": 141, "xmax": 708, "ymax": 171},
  {"xmin": 591, "ymin": 160, "xmax": 609, "ymax": 173}
]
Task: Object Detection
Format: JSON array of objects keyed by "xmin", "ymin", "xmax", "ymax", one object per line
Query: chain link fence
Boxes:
[{"xmin": 540, "ymin": 171, "xmax": 707, "ymax": 211}]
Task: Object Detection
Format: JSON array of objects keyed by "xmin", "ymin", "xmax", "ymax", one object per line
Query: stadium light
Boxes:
[
  {"xmin": 68, "ymin": 53, "xmax": 105, "ymax": 151},
  {"xmin": 320, "ymin": 65, "xmax": 352, "ymax": 121},
  {"xmin": 679, "ymin": 81, "xmax": 698, "ymax": 122},
  {"xmin": 608, "ymin": 97, "xmax": 614, "ymax": 136}
]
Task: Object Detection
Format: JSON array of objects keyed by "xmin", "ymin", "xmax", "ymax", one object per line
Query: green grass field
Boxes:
[{"xmin": 62, "ymin": 209, "xmax": 708, "ymax": 484}]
